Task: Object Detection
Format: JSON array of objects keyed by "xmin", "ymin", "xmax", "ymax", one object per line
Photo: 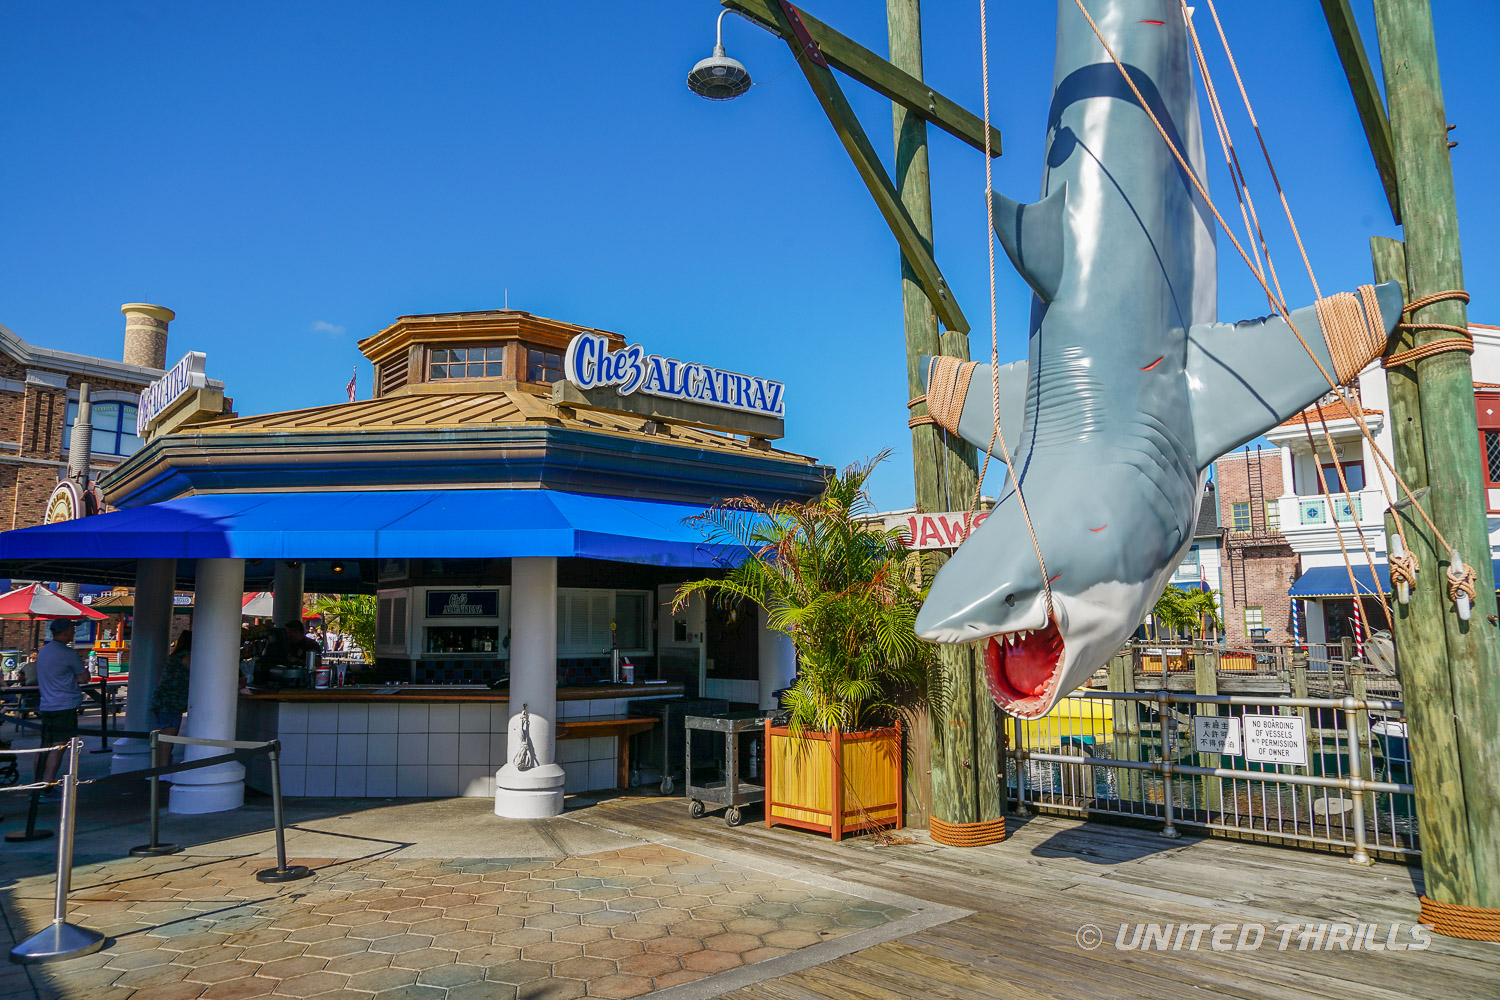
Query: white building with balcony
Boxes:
[{"xmin": 1263, "ymin": 323, "xmax": 1500, "ymax": 647}]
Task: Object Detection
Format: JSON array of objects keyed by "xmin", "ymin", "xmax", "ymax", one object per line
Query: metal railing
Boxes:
[{"xmin": 1004, "ymin": 689, "xmax": 1416, "ymax": 861}]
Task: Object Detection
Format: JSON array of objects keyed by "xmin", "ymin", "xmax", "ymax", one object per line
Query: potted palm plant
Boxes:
[{"xmin": 675, "ymin": 453, "xmax": 930, "ymax": 840}]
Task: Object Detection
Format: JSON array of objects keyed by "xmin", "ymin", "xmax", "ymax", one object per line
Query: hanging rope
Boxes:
[
  {"xmin": 513, "ymin": 703, "xmax": 538, "ymax": 771},
  {"xmin": 915, "ymin": 357, "xmax": 979, "ymax": 432},
  {"xmin": 976, "ymin": 0, "xmax": 1053, "ymax": 619},
  {"xmin": 1317, "ymin": 286, "xmax": 1392, "ymax": 384}
]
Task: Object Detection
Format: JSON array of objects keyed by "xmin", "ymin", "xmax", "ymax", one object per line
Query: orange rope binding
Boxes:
[{"xmin": 1420, "ymin": 895, "xmax": 1500, "ymax": 942}]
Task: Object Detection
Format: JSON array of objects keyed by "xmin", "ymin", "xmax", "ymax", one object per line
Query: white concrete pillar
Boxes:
[
  {"xmin": 756, "ymin": 606, "xmax": 797, "ymax": 710},
  {"xmin": 1279, "ymin": 446, "xmax": 1295, "ymax": 498},
  {"xmin": 170, "ymin": 558, "xmax": 246, "ymax": 814},
  {"xmin": 272, "ymin": 561, "xmax": 304, "ymax": 627},
  {"xmin": 110, "ymin": 558, "xmax": 177, "ymax": 773},
  {"xmin": 495, "ymin": 557, "xmax": 564, "ymax": 818}
]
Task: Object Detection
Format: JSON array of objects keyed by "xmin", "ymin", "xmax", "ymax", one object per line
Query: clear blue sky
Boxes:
[{"xmin": 2, "ymin": 2, "xmax": 1494, "ymax": 510}]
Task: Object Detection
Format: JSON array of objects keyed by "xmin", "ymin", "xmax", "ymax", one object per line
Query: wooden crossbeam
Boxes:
[
  {"xmin": 1319, "ymin": 0, "xmax": 1402, "ymax": 224},
  {"xmin": 724, "ymin": 0, "xmax": 1002, "ymax": 158},
  {"xmin": 761, "ymin": 1, "xmax": 969, "ymax": 334}
]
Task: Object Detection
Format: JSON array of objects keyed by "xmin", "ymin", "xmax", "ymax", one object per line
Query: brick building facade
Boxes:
[
  {"xmin": 0, "ymin": 308, "xmax": 169, "ymax": 651},
  {"xmin": 1216, "ymin": 447, "xmax": 1298, "ymax": 644}
]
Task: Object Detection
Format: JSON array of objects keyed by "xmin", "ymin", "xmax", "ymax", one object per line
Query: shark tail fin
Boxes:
[{"xmin": 990, "ymin": 182, "xmax": 1069, "ymax": 302}]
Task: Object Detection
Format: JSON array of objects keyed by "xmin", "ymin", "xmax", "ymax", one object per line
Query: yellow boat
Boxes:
[{"xmin": 1006, "ymin": 688, "xmax": 1116, "ymax": 749}]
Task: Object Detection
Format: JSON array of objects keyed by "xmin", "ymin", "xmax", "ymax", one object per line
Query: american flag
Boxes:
[{"xmin": 346, "ymin": 367, "xmax": 357, "ymax": 403}]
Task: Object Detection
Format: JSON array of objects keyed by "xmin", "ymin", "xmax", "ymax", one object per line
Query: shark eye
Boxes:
[{"xmin": 1004, "ymin": 594, "xmax": 1016, "ymax": 606}]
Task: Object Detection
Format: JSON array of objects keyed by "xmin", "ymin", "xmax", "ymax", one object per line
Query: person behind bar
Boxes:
[
  {"xmin": 149, "ymin": 630, "xmax": 192, "ymax": 768},
  {"xmin": 35, "ymin": 618, "xmax": 87, "ymax": 797},
  {"xmin": 257, "ymin": 619, "xmax": 320, "ymax": 684}
]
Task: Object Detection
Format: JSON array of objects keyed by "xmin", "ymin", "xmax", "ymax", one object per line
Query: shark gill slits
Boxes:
[
  {"xmin": 1089, "ymin": 525, "xmax": 1107, "ymax": 532},
  {"xmin": 1139, "ymin": 20, "xmax": 1165, "ymax": 26},
  {"xmin": 1142, "ymin": 356, "xmax": 1164, "ymax": 371},
  {"xmin": 1048, "ymin": 573, "xmax": 1062, "ymax": 584}
]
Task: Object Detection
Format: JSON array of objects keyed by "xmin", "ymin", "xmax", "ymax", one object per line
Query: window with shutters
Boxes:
[{"xmin": 555, "ymin": 589, "xmax": 653, "ymax": 656}]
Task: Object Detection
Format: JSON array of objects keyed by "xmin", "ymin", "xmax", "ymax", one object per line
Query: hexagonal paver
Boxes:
[
  {"xmin": 416, "ymin": 963, "xmax": 485, "ymax": 988},
  {"xmin": 258, "ymin": 956, "xmax": 327, "ymax": 981},
  {"xmin": 579, "ymin": 910, "xmax": 634, "ymax": 928},
  {"xmin": 494, "ymin": 928, "xmax": 553, "ymax": 948},
  {"xmin": 605, "ymin": 897, "xmax": 659, "ymax": 914},
  {"xmin": 641, "ymin": 935, "xmax": 702, "ymax": 957},
  {"xmin": 449, "ymin": 981, "xmax": 519, "ymax": 1000},
  {"xmin": 324, "ymin": 950, "xmax": 392, "ymax": 975},
  {"xmin": 468, "ymin": 914, "xmax": 526, "ymax": 934},
  {"xmin": 610, "ymin": 922, "xmax": 667, "ymax": 942},
  {"xmin": 389, "ymin": 946, "xmax": 458, "ymax": 971},
  {"xmin": 551, "ymin": 955, "xmax": 618, "ymax": 981},
  {"xmin": 584, "ymin": 973, "xmax": 655, "ymax": 999},
  {"xmin": 763, "ymin": 929, "xmax": 823, "ymax": 949},
  {"xmin": 455, "ymin": 944, "xmax": 522, "ymax": 967},
  {"xmin": 346, "ymin": 966, "xmax": 419, "ymax": 992},
  {"xmin": 516, "ymin": 979, "xmax": 585, "ymax": 1000},
  {"xmin": 616, "ymin": 952, "xmax": 682, "ymax": 978},
  {"xmin": 186, "ymin": 960, "xmax": 263, "ymax": 985},
  {"xmin": 199, "ymin": 976, "xmax": 280, "ymax": 1000},
  {"xmin": 681, "ymin": 949, "xmax": 745, "ymax": 973},
  {"xmin": 270, "ymin": 970, "xmax": 347, "ymax": 997},
  {"xmin": 367, "ymin": 933, "xmax": 433, "ymax": 953},
  {"xmin": 520, "ymin": 941, "xmax": 582, "ymax": 963},
  {"xmin": 484, "ymin": 959, "xmax": 551, "ymax": 985}
]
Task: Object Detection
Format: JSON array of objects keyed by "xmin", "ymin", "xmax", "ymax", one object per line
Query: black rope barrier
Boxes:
[{"xmin": 6, "ymin": 733, "xmax": 312, "ymax": 965}]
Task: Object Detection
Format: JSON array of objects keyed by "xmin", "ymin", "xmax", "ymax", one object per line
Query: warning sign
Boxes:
[
  {"xmin": 1191, "ymin": 715, "xmax": 1242, "ymax": 756},
  {"xmin": 1243, "ymin": 715, "xmax": 1308, "ymax": 767}
]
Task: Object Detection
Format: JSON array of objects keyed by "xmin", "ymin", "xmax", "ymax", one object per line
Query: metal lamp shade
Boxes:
[{"xmin": 687, "ymin": 45, "xmax": 752, "ymax": 101}]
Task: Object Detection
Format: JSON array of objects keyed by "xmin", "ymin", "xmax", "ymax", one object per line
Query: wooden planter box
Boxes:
[{"xmin": 764, "ymin": 720, "xmax": 903, "ymax": 841}]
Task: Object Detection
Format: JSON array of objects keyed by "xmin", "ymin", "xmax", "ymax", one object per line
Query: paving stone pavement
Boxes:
[{"xmin": 0, "ymin": 844, "xmax": 909, "ymax": 1000}]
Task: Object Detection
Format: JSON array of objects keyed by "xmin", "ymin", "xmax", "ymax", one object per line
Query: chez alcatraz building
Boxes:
[{"xmin": 0, "ymin": 308, "xmax": 826, "ymax": 817}]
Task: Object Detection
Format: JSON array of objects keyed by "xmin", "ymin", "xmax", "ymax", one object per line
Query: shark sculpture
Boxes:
[{"xmin": 914, "ymin": 0, "xmax": 1403, "ymax": 719}]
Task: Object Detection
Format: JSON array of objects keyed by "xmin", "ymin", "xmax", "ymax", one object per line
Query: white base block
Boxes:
[
  {"xmin": 109, "ymin": 738, "xmax": 152, "ymax": 775},
  {"xmin": 494, "ymin": 763, "xmax": 565, "ymax": 818},
  {"xmin": 168, "ymin": 763, "xmax": 246, "ymax": 815}
]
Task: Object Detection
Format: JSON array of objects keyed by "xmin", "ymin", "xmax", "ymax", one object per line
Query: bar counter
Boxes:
[{"xmin": 236, "ymin": 682, "xmax": 684, "ymax": 799}]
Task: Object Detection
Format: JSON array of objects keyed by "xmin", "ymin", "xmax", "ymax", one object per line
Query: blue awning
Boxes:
[
  {"xmin": 0, "ymin": 490, "xmax": 745, "ymax": 568},
  {"xmin": 1289, "ymin": 564, "xmax": 1390, "ymax": 598},
  {"xmin": 1290, "ymin": 560, "xmax": 1500, "ymax": 598}
]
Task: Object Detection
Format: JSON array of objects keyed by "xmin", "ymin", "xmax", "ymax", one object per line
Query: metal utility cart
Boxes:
[{"xmin": 683, "ymin": 711, "xmax": 765, "ymax": 827}]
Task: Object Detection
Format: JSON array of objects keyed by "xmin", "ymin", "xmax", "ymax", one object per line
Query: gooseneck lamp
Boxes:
[{"xmin": 687, "ymin": 10, "xmax": 753, "ymax": 100}]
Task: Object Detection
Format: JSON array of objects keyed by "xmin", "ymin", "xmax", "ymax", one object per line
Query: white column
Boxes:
[
  {"xmin": 1279, "ymin": 446, "xmax": 1295, "ymax": 498},
  {"xmin": 170, "ymin": 558, "xmax": 246, "ymax": 814},
  {"xmin": 272, "ymin": 561, "xmax": 304, "ymax": 626},
  {"xmin": 495, "ymin": 557, "xmax": 564, "ymax": 818},
  {"xmin": 756, "ymin": 606, "xmax": 797, "ymax": 710},
  {"xmin": 110, "ymin": 558, "xmax": 176, "ymax": 773}
]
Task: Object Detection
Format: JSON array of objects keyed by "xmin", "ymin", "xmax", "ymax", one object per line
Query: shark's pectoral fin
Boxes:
[
  {"xmin": 1186, "ymin": 281, "xmax": 1404, "ymax": 469},
  {"xmin": 991, "ymin": 183, "xmax": 1069, "ymax": 302},
  {"xmin": 919, "ymin": 355, "xmax": 1028, "ymax": 459}
]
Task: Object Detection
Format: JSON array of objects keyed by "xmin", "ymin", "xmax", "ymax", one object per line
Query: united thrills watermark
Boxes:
[{"xmin": 1075, "ymin": 922, "xmax": 1434, "ymax": 952}]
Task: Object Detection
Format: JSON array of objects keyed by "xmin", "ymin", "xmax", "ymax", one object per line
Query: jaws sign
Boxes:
[{"xmin": 885, "ymin": 511, "xmax": 990, "ymax": 551}]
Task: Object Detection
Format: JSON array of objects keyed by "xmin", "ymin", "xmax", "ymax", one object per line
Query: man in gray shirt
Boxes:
[{"xmin": 35, "ymin": 618, "xmax": 87, "ymax": 788}]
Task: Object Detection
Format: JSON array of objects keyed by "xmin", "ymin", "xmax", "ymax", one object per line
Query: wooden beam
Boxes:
[
  {"xmin": 723, "ymin": 0, "xmax": 1002, "ymax": 158},
  {"xmin": 1319, "ymin": 0, "xmax": 1402, "ymax": 224},
  {"xmin": 764, "ymin": 1, "xmax": 969, "ymax": 333}
]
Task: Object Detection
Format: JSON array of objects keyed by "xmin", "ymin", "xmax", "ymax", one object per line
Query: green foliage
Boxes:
[
  {"xmin": 1149, "ymin": 586, "xmax": 1223, "ymax": 639},
  {"xmin": 310, "ymin": 593, "xmax": 376, "ymax": 662},
  {"xmin": 675, "ymin": 452, "xmax": 931, "ymax": 735}
]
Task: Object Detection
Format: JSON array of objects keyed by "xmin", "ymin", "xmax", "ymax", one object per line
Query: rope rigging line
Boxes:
[
  {"xmin": 976, "ymin": 0, "xmax": 1053, "ymax": 620},
  {"xmin": 1074, "ymin": 0, "xmax": 1476, "ymax": 610}
]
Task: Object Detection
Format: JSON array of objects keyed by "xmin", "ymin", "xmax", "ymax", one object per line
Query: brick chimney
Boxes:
[{"xmin": 120, "ymin": 303, "xmax": 174, "ymax": 369}]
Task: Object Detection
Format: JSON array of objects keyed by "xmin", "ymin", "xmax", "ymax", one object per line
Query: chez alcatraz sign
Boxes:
[{"xmin": 558, "ymin": 333, "xmax": 786, "ymax": 439}]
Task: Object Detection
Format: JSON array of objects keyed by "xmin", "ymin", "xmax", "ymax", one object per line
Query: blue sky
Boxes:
[{"xmin": 2, "ymin": 2, "xmax": 1495, "ymax": 510}]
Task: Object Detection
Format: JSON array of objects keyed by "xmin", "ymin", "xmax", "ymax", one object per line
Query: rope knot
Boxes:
[
  {"xmin": 1388, "ymin": 550, "xmax": 1419, "ymax": 592},
  {"xmin": 1446, "ymin": 561, "xmax": 1477, "ymax": 606}
]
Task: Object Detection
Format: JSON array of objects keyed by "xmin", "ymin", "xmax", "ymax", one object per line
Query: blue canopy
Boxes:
[
  {"xmin": 1289, "ymin": 559, "xmax": 1500, "ymax": 598},
  {"xmin": 1288, "ymin": 564, "xmax": 1390, "ymax": 598},
  {"xmin": 0, "ymin": 490, "xmax": 744, "ymax": 568}
]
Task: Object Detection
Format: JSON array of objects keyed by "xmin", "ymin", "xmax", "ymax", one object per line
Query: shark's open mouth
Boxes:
[{"xmin": 983, "ymin": 618, "xmax": 1064, "ymax": 717}]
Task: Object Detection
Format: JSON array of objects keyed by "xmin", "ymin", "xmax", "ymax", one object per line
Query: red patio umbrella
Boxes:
[{"xmin": 0, "ymin": 583, "xmax": 108, "ymax": 621}]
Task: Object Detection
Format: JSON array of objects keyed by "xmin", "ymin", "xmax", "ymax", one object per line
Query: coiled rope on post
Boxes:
[
  {"xmin": 929, "ymin": 815, "xmax": 1005, "ymax": 847},
  {"xmin": 1384, "ymin": 289, "xmax": 1474, "ymax": 367},
  {"xmin": 1420, "ymin": 895, "xmax": 1500, "ymax": 942},
  {"xmin": 913, "ymin": 357, "xmax": 978, "ymax": 433}
]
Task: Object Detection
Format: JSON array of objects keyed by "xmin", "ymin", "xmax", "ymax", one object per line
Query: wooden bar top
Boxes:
[{"xmin": 240, "ymin": 682, "xmax": 684, "ymax": 703}]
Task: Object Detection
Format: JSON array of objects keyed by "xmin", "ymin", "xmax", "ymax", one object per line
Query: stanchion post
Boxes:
[
  {"xmin": 256, "ymin": 742, "xmax": 309, "ymax": 884},
  {"xmin": 9, "ymin": 738, "xmax": 105, "ymax": 964},
  {"xmin": 1344, "ymin": 697, "xmax": 1374, "ymax": 866},
  {"xmin": 1158, "ymin": 691, "xmax": 1181, "ymax": 839},
  {"xmin": 130, "ymin": 731, "xmax": 179, "ymax": 857},
  {"xmin": 91, "ymin": 677, "xmax": 111, "ymax": 754}
]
